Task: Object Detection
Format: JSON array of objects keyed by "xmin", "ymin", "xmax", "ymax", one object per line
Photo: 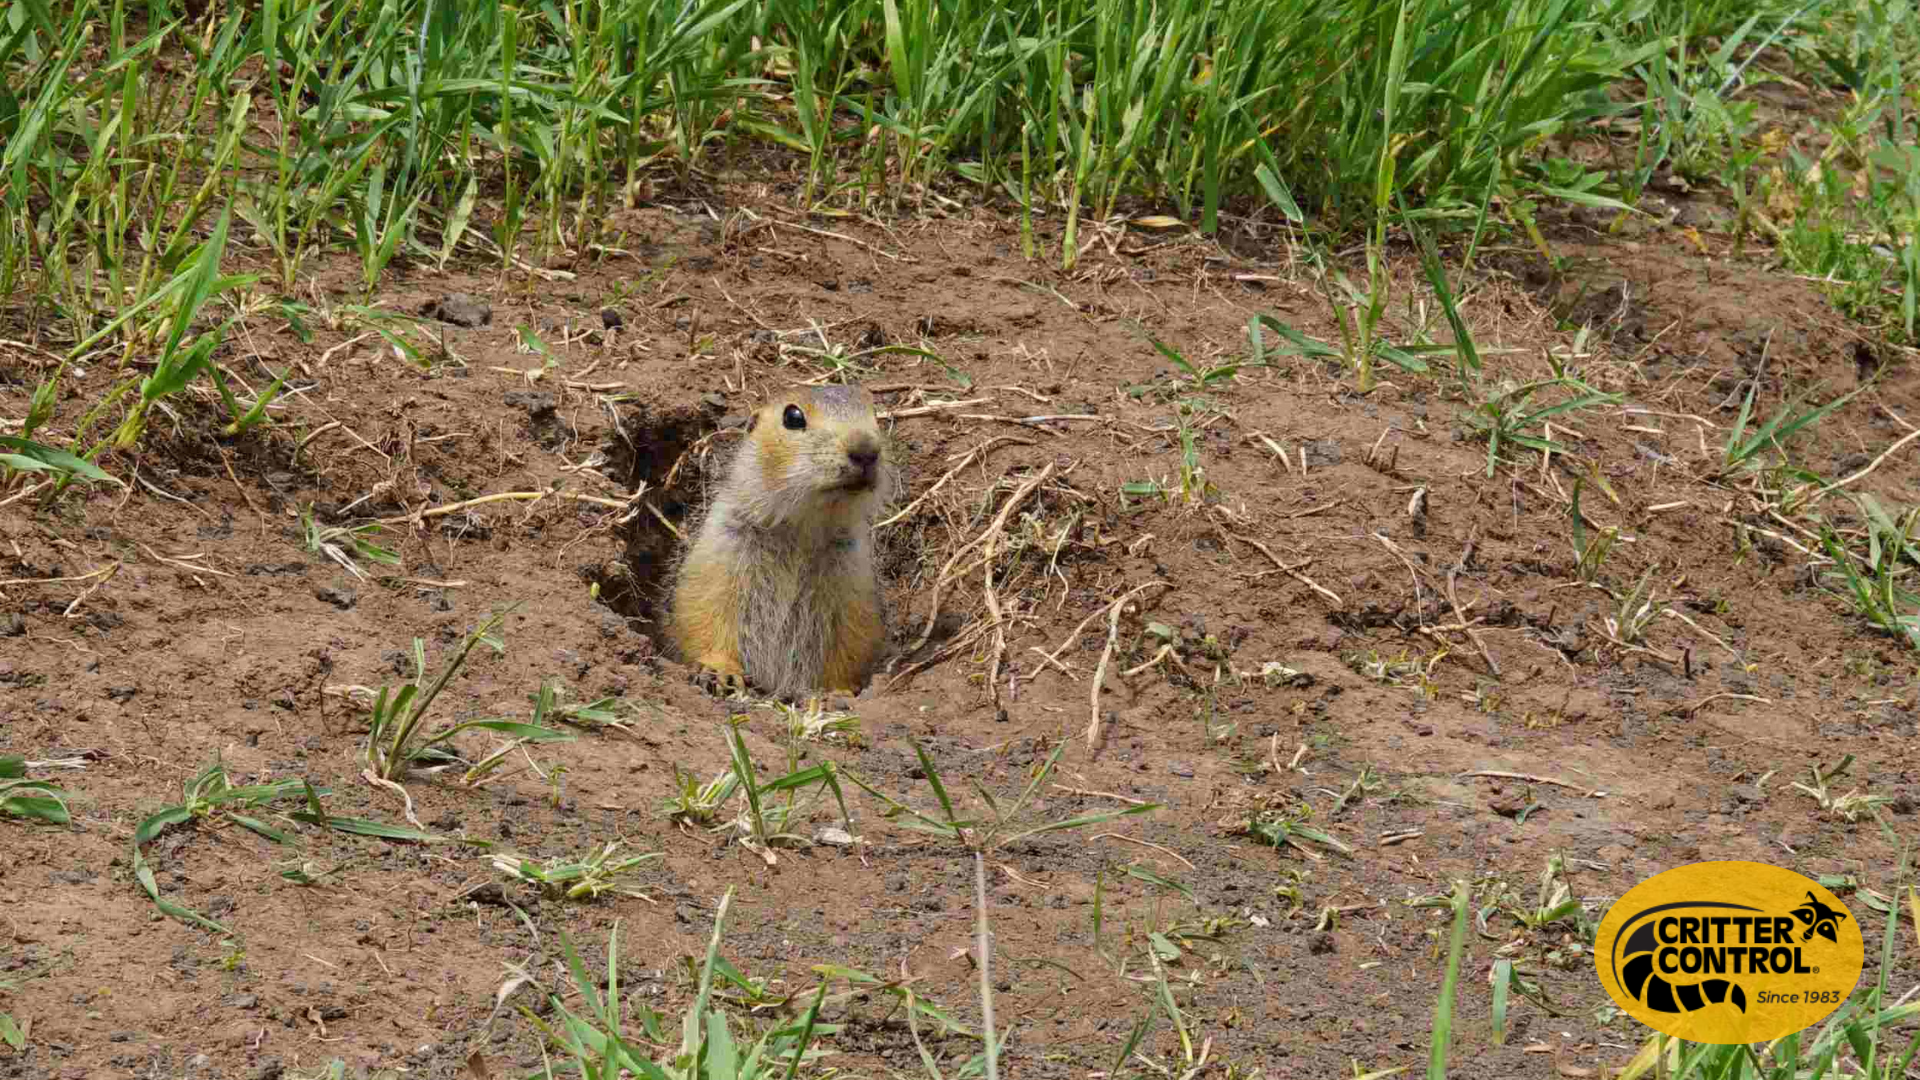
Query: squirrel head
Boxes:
[{"xmin": 731, "ymin": 384, "xmax": 894, "ymax": 527}]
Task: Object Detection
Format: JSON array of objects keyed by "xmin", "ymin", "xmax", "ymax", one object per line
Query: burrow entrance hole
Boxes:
[{"xmin": 590, "ymin": 400, "xmax": 723, "ymax": 634}]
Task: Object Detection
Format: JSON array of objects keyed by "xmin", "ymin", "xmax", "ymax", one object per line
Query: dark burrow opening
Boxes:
[{"xmin": 589, "ymin": 399, "xmax": 723, "ymax": 638}]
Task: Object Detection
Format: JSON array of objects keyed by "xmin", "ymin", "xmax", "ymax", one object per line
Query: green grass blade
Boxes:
[
  {"xmin": 288, "ymin": 812, "xmax": 460, "ymax": 843},
  {"xmin": 1428, "ymin": 880, "xmax": 1471, "ymax": 1079},
  {"xmin": 911, "ymin": 740, "xmax": 959, "ymax": 824},
  {"xmin": 0, "ymin": 436, "xmax": 117, "ymax": 483},
  {"xmin": 1490, "ymin": 958, "xmax": 1511, "ymax": 1045},
  {"xmin": 999, "ymin": 802, "xmax": 1159, "ymax": 847}
]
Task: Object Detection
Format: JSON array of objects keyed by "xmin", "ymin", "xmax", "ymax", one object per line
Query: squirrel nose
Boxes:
[{"xmin": 848, "ymin": 447, "xmax": 879, "ymax": 473}]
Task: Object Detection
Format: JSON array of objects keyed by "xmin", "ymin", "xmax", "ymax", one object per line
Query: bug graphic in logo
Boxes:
[
  {"xmin": 1610, "ymin": 902, "xmax": 1756, "ymax": 1016},
  {"xmin": 1593, "ymin": 862, "xmax": 1864, "ymax": 1044}
]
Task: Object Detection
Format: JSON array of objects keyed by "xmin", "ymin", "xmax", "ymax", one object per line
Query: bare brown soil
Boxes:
[{"xmin": 5, "ymin": 170, "xmax": 1920, "ymax": 1080}]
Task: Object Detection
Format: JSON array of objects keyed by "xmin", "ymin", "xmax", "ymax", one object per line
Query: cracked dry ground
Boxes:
[{"xmin": 4, "ymin": 193, "xmax": 1920, "ymax": 1080}]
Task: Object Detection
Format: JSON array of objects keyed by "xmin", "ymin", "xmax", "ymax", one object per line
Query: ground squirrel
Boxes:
[{"xmin": 668, "ymin": 384, "xmax": 896, "ymax": 698}]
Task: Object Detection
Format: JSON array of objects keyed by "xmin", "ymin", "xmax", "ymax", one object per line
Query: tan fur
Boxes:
[{"xmin": 667, "ymin": 384, "xmax": 896, "ymax": 698}]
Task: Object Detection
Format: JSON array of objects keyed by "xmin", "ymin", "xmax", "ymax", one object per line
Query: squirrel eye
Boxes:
[{"xmin": 781, "ymin": 404, "xmax": 807, "ymax": 431}]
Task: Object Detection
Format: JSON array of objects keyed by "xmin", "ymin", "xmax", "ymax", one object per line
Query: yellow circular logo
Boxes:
[{"xmin": 1594, "ymin": 861, "xmax": 1865, "ymax": 1044}]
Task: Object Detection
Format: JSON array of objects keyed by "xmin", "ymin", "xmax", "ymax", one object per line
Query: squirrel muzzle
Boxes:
[{"xmin": 838, "ymin": 433, "xmax": 882, "ymax": 492}]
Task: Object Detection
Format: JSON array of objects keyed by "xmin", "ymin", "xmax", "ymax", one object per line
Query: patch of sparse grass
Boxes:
[
  {"xmin": 1347, "ymin": 648, "xmax": 1445, "ymax": 699},
  {"xmin": 761, "ymin": 697, "xmax": 864, "ymax": 747},
  {"xmin": 491, "ymin": 841, "xmax": 662, "ymax": 901},
  {"xmin": 129, "ymin": 757, "xmax": 309, "ymax": 934},
  {"xmin": 459, "ymin": 680, "xmax": 599, "ymax": 787},
  {"xmin": 520, "ymin": 897, "xmax": 841, "ymax": 1080},
  {"xmin": 1499, "ymin": 854, "xmax": 1590, "ymax": 935},
  {"xmin": 64, "ymin": 208, "xmax": 280, "ymax": 454},
  {"xmin": 357, "ymin": 605, "xmax": 575, "ymax": 782},
  {"xmin": 535, "ymin": 681, "xmax": 643, "ymax": 735},
  {"xmin": 1722, "ymin": 377, "xmax": 1867, "ymax": 476},
  {"xmin": 662, "ymin": 764, "xmax": 740, "ymax": 827},
  {"xmin": 0, "ymin": 755, "xmax": 69, "ymax": 825},
  {"xmin": 657, "ymin": 720, "xmax": 854, "ymax": 862},
  {"xmin": 1246, "ymin": 294, "xmax": 1437, "ymax": 396},
  {"xmin": 1121, "ymin": 401, "xmax": 1217, "ymax": 507},
  {"xmin": 285, "ymin": 779, "xmax": 463, "ymax": 844},
  {"xmin": 1325, "ymin": 764, "xmax": 1385, "ymax": 817},
  {"xmin": 275, "ymin": 858, "xmax": 356, "ymax": 888},
  {"xmin": 300, "ymin": 505, "xmax": 401, "ymax": 581},
  {"xmin": 843, "ymin": 739, "xmax": 1157, "ymax": 854},
  {"xmin": 1759, "ymin": 0, "xmax": 1920, "ymax": 342},
  {"xmin": 1820, "ymin": 496, "xmax": 1920, "ymax": 650},
  {"xmin": 1789, "ymin": 754, "xmax": 1893, "ymax": 825},
  {"xmin": 1235, "ymin": 802, "xmax": 1355, "ymax": 862},
  {"xmin": 507, "ymin": 907, "xmax": 976, "ymax": 1080},
  {"xmin": 717, "ymin": 720, "xmax": 854, "ymax": 864},
  {"xmin": 1147, "ymin": 335, "xmax": 1250, "ymax": 394},
  {"xmin": 1604, "ymin": 566, "xmax": 1665, "ymax": 646},
  {"xmin": 1630, "ymin": 3, "xmax": 1777, "ymax": 191},
  {"xmin": 1462, "ymin": 368, "xmax": 1621, "ymax": 480},
  {"xmin": 1245, "ymin": 190, "xmax": 1508, "ymax": 396},
  {"xmin": 1569, "ymin": 477, "xmax": 1622, "ymax": 583}
]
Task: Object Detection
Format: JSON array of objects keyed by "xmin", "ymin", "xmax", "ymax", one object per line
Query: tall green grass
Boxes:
[
  {"xmin": 2, "ymin": 0, "xmax": 1657, "ymax": 311},
  {"xmin": 3, "ymin": 0, "xmax": 1914, "ymax": 451},
  {"xmin": 764, "ymin": 0, "xmax": 1653, "ymax": 233}
]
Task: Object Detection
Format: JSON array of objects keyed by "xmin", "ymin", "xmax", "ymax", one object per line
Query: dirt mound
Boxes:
[{"xmin": 4, "ymin": 191, "xmax": 1919, "ymax": 1079}]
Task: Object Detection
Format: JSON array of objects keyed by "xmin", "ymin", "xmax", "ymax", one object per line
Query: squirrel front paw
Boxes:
[{"xmin": 690, "ymin": 657, "xmax": 749, "ymax": 697}]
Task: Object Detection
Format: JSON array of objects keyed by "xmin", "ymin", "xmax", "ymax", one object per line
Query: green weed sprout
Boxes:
[{"xmin": 362, "ymin": 605, "xmax": 574, "ymax": 781}]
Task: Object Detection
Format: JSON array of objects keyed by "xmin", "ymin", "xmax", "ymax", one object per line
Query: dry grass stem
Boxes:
[
  {"xmin": 959, "ymin": 413, "xmax": 1108, "ymax": 434},
  {"xmin": 1661, "ymin": 608, "xmax": 1741, "ymax": 660},
  {"xmin": 1087, "ymin": 581, "xmax": 1173, "ymax": 750},
  {"xmin": 60, "ymin": 563, "xmax": 121, "ymax": 617},
  {"xmin": 1092, "ymin": 832, "xmax": 1197, "ymax": 870},
  {"xmin": 0, "ymin": 480, "xmax": 55, "ymax": 509},
  {"xmin": 1458, "ymin": 770, "xmax": 1604, "ymax": 797},
  {"xmin": 1121, "ymin": 643, "xmax": 1179, "ymax": 678},
  {"xmin": 1227, "ymin": 534, "xmax": 1342, "ymax": 608},
  {"xmin": 888, "ymin": 617, "xmax": 996, "ymax": 688},
  {"xmin": 374, "ymin": 489, "xmax": 630, "ymax": 526},
  {"xmin": 1672, "ymin": 692, "xmax": 1773, "ymax": 716},
  {"xmin": 1053, "ymin": 785, "xmax": 1151, "ymax": 806},
  {"xmin": 0, "ymin": 563, "xmax": 122, "ymax": 589},
  {"xmin": 1446, "ymin": 530, "xmax": 1499, "ymax": 675},
  {"xmin": 1026, "ymin": 648, "xmax": 1078, "ymax": 678},
  {"xmin": 1815, "ymin": 427, "xmax": 1920, "ymax": 500},
  {"xmin": 908, "ymin": 462, "xmax": 1057, "ymax": 656},
  {"xmin": 983, "ymin": 548, "xmax": 1009, "ymax": 713},
  {"xmin": 878, "ymin": 397, "xmax": 994, "ymax": 420},
  {"xmin": 878, "ymin": 435, "xmax": 1035, "ymax": 529},
  {"xmin": 1254, "ymin": 433, "xmax": 1294, "ymax": 473}
]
